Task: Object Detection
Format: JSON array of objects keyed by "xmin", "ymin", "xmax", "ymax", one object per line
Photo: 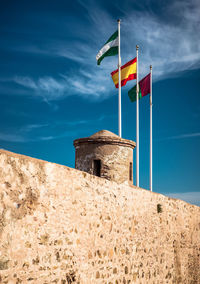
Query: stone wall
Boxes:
[{"xmin": 0, "ymin": 149, "xmax": 199, "ymax": 284}]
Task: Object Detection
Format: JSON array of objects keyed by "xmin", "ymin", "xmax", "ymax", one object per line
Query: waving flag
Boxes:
[
  {"xmin": 111, "ymin": 58, "xmax": 137, "ymax": 88},
  {"xmin": 128, "ymin": 73, "xmax": 150, "ymax": 102},
  {"xmin": 96, "ymin": 30, "xmax": 118, "ymax": 65}
]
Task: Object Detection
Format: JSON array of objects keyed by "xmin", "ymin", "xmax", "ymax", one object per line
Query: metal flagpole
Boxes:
[
  {"xmin": 117, "ymin": 19, "xmax": 122, "ymax": 137},
  {"xmin": 136, "ymin": 45, "xmax": 139, "ymax": 187},
  {"xmin": 150, "ymin": 65, "xmax": 153, "ymax": 191}
]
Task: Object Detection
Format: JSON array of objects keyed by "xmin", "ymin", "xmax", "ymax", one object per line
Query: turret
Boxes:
[{"xmin": 73, "ymin": 130, "xmax": 136, "ymax": 185}]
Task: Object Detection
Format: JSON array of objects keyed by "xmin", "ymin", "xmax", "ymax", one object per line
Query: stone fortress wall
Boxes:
[{"xmin": 0, "ymin": 149, "xmax": 199, "ymax": 283}]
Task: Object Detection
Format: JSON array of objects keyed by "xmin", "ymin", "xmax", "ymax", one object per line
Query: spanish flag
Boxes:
[{"xmin": 111, "ymin": 58, "xmax": 137, "ymax": 88}]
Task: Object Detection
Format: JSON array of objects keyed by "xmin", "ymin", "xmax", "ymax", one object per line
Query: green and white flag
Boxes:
[{"xmin": 96, "ymin": 30, "xmax": 118, "ymax": 65}]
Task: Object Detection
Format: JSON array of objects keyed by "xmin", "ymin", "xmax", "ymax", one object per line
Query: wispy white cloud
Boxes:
[
  {"xmin": 4, "ymin": 0, "xmax": 200, "ymax": 101},
  {"xmin": 56, "ymin": 43, "xmax": 94, "ymax": 64},
  {"xmin": 12, "ymin": 69, "xmax": 112, "ymax": 101},
  {"xmin": 0, "ymin": 131, "xmax": 79, "ymax": 143},
  {"xmin": 157, "ymin": 132, "xmax": 200, "ymax": 141},
  {"xmin": 13, "ymin": 76, "xmax": 37, "ymax": 89},
  {"xmin": 21, "ymin": 123, "xmax": 49, "ymax": 132},
  {"xmin": 13, "ymin": 76, "xmax": 67, "ymax": 100},
  {"xmin": 0, "ymin": 115, "xmax": 107, "ymax": 143},
  {"xmin": 0, "ymin": 133, "xmax": 28, "ymax": 143},
  {"xmin": 166, "ymin": 191, "xmax": 200, "ymax": 206},
  {"xmin": 70, "ymin": 0, "xmax": 200, "ymax": 79},
  {"xmin": 0, "ymin": 129, "xmax": 79, "ymax": 143},
  {"xmin": 38, "ymin": 130, "xmax": 84, "ymax": 141}
]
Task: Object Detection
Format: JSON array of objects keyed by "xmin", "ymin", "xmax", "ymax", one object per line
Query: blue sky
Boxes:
[{"xmin": 0, "ymin": 0, "xmax": 200, "ymax": 206}]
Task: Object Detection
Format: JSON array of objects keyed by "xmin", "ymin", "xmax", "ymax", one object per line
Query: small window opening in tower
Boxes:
[
  {"xmin": 93, "ymin": 159, "xmax": 101, "ymax": 177},
  {"xmin": 129, "ymin": 162, "xmax": 133, "ymax": 181}
]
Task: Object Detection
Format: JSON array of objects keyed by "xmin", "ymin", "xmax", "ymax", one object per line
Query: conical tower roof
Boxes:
[{"xmin": 89, "ymin": 130, "xmax": 119, "ymax": 138}]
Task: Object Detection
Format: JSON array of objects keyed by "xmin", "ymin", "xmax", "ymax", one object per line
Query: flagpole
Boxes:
[
  {"xmin": 117, "ymin": 19, "xmax": 122, "ymax": 137},
  {"xmin": 150, "ymin": 65, "xmax": 153, "ymax": 191},
  {"xmin": 136, "ymin": 45, "xmax": 139, "ymax": 187}
]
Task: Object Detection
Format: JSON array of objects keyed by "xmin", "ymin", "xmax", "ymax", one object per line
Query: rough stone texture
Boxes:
[
  {"xmin": 74, "ymin": 130, "xmax": 136, "ymax": 185},
  {"xmin": 0, "ymin": 149, "xmax": 200, "ymax": 284}
]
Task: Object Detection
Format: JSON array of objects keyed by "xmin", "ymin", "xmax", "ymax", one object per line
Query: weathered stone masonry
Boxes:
[
  {"xmin": 0, "ymin": 149, "xmax": 199, "ymax": 283},
  {"xmin": 74, "ymin": 130, "xmax": 136, "ymax": 185}
]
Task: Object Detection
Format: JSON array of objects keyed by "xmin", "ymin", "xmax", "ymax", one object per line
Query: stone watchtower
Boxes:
[{"xmin": 73, "ymin": 130, "xmax": 136, "ymax": 185}]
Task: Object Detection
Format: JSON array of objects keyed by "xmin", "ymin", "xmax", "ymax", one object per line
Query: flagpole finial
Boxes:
[
  {"xmin": 150, "ymin": 65, "xmax": 152, "ymax": 70},
  {"xmin": 117, "ymin": 19, "xmax": 121, "ymax": 23},
  {"xmin": 136, "ymin": 45, "xmax": 139, "ymax": 50}
]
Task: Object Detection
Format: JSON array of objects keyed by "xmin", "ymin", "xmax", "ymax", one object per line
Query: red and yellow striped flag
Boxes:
[{"xmin": 111, "ymin": 58, "xmax": 137, "ymax": 88}]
